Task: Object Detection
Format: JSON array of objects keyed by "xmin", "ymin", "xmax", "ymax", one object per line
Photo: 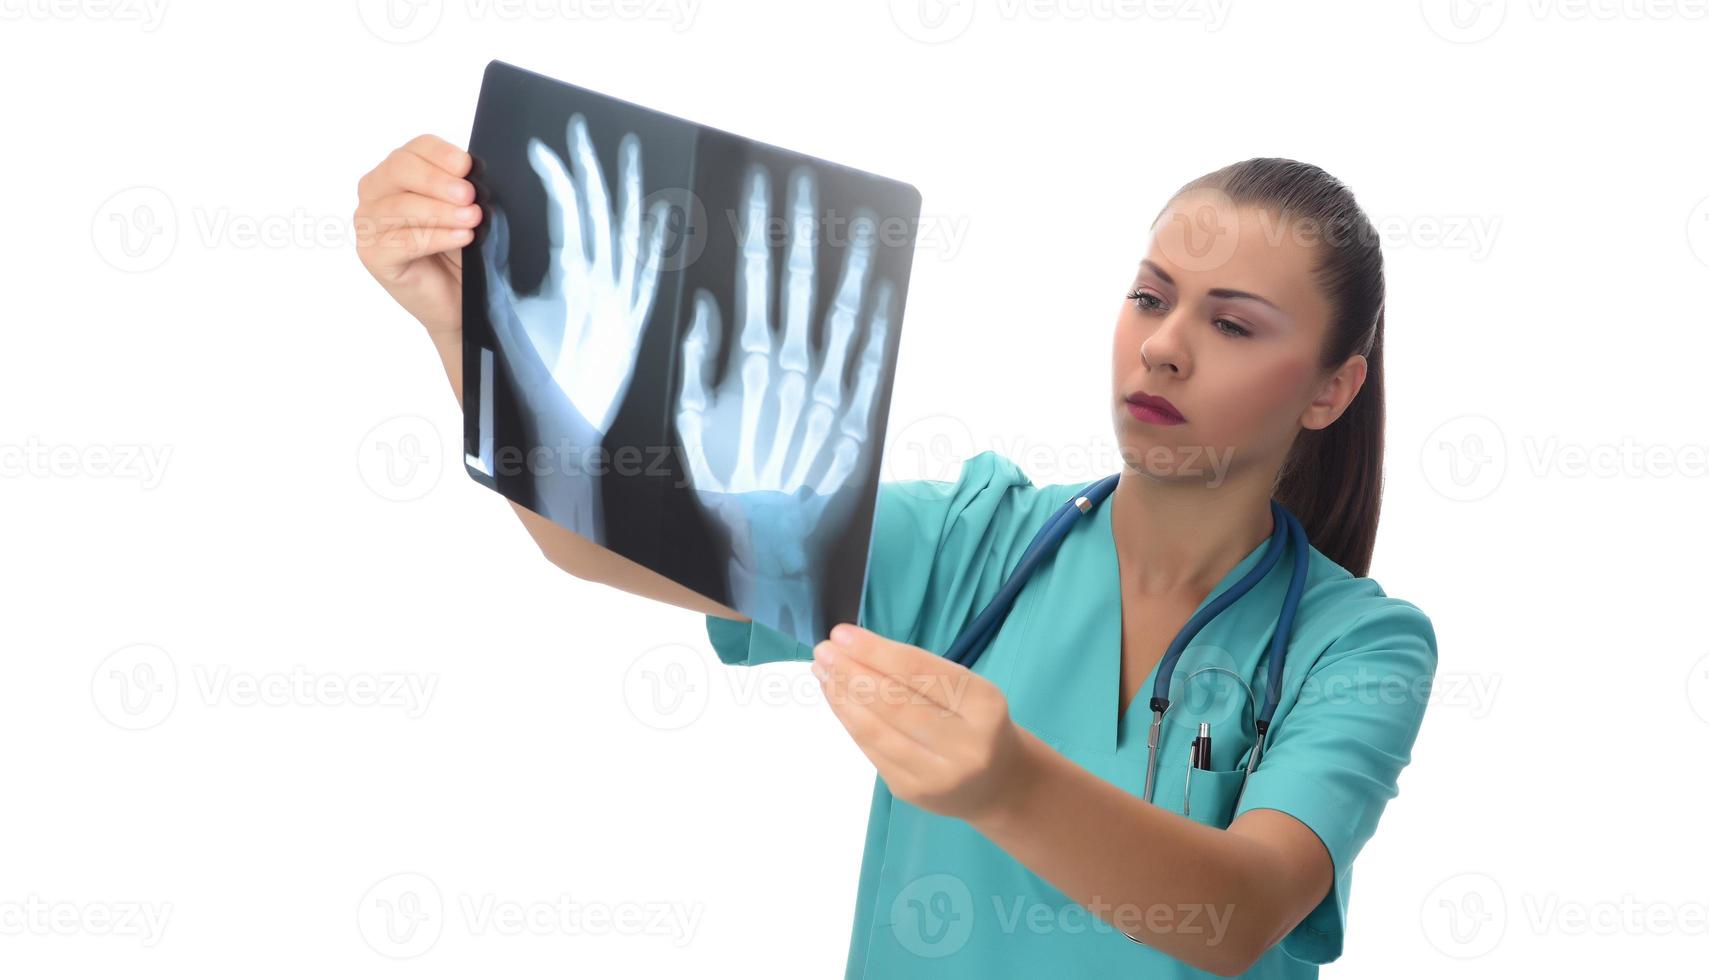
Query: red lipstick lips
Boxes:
[{"xmin": 1125, "ymin": 391, "xmax": 1186, "ymax": 425}]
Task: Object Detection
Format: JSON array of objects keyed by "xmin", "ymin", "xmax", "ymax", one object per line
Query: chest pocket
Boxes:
[
  {"xmin": 1141, "ymin": 652, "xmax": 1263, "ymax": 829},
  {"xmin": 1148, "ymin": 761, "xmax": 1249, "ymax": 829}
]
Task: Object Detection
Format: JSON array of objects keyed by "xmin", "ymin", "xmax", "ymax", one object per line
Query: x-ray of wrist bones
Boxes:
[
  {"xmin": 479, "ymin": 113, "xmax": 669, "ymax": 538},
  {"xmin": 676, "ymin": 165, "xmax": 893, "ymax": 641}
]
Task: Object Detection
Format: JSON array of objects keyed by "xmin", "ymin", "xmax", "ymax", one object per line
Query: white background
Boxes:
[{"xmin": 4, "ymin": 0, "xmax": 1708, "ymax": 976}]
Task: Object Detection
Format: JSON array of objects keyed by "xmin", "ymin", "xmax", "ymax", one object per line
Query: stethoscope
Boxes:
[{"xmin": 942, "ymin": 473, "xmax": 1309, "ymax": 817}]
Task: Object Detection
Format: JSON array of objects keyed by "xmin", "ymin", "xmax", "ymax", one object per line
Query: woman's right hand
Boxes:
[{"xmin": 354, "ymin": 134, "xmax": 482, "ymax": 401}]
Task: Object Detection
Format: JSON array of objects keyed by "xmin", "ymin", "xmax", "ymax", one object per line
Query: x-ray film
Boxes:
[{"xmin": 462, "ymin": 60, "xmax": 922, "ymax": 646}]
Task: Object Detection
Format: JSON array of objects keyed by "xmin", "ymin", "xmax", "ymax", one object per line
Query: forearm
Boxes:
[
  {"xmin": 427, "ymin": 325, "xmax": 464, "ymax": 408},
  {"xmin": 423, "ymin": 326, "xmax": 746, "ymax": 619},
  {"xmin": 967, "ymin": 726, "xmax": 1292, "ymax": 975},
  {"xmin": 507, "ymin": 497, "xmax": 747, "ymax": 618}
]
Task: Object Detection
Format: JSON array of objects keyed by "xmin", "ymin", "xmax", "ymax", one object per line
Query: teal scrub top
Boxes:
[{"xmin": 704, "ymin": 450, "xmax": 1438, "ymax": 978}]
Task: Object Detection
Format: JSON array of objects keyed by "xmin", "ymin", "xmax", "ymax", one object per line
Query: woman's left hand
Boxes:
[{"xmin": 811, "ymin": 623, "xmax": 1034, "ymax": 825}]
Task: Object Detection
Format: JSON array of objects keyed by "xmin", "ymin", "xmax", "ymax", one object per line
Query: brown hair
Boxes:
[{"xmin": 1162, "ymin": 158, "xmax": 1387, "ymax": 577}]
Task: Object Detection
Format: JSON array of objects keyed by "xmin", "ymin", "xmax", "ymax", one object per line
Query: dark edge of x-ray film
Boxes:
[{"xmin": 462, "ymin": 60, "xmax": 921, "ymax": 646}]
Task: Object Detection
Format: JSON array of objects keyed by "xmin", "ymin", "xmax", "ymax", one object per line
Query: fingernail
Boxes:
[
  {"xmin": 456, "ymin": 205, "xmax": 479, "ymax": 222},
  {"xmin": 830, "ymin": 624, "xmax": 857, "ymax": 646}
]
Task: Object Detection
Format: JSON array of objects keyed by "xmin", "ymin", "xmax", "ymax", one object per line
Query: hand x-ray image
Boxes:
[{"xmin": 462, "ymin": 60, "xmax": 922, "ymax": 645}]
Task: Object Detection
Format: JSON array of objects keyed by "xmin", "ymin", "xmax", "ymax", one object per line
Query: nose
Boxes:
[{"xmin": 1141, "ymin": 312, "xmax": 1190, "ymax": 376}]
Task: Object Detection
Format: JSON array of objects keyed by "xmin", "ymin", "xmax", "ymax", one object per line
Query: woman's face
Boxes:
[{"xmin": 1111, "ymin": 189, "xmax": 1364, "ymax": 486}]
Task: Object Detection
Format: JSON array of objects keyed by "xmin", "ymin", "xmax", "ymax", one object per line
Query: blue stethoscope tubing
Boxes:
[{"xmin": 941, "ymin": 473, "xmax": 1309, "ymax": 813}]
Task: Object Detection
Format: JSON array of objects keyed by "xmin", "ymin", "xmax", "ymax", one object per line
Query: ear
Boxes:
[{"xmin": 1300, "ymin": 354, "xmax": 1367, "ymax": 431}]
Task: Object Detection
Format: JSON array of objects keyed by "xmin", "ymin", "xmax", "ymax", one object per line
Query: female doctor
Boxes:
[{"xmin": 356, "ymin": 140, "xmax": 1436, "ymax": 977}]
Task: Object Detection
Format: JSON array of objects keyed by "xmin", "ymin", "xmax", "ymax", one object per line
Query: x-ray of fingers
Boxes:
[{"xmin": 462, "ymin": 60, "xmax": 922, "ymax": 646}]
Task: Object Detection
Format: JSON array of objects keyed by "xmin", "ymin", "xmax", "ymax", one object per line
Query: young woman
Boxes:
[{"xmin": 356, "ymin": 138, "xmax": 1436, "ymax": 978}]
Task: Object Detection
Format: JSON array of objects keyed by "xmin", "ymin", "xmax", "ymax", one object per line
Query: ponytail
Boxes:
[{"xmin": 1275, "ymin": 307, "xmax": 1383, "ymax": 577}]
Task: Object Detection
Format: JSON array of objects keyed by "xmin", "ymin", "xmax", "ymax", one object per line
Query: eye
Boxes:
[
  {"xmin": 1125, "ymin": 288, "xmax": 1253, "ymax": 339},
  {"xmin": 1124, "ymin": 287, "xmax": 1163, "ymax": 313}
]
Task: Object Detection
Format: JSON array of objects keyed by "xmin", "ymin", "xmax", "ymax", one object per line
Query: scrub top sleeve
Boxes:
[
  {"xmin": 1232, "ymin": 598, "xmax": 1439, "ymax": 965},
  {"xmin": 702, "ymin": 450, "xmax": 1036, "ymax": 666},
  {"xmin": 850, "ymin": 450, "xmax": 1037, "ymax": 652},
  {"xmin": 703, "ymin": 610, "xmax": 812, "ymax": 667}
]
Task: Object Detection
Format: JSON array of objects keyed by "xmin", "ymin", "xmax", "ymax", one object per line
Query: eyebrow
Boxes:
[{"xmin": 1139, "ymin": 260, "xmax": 1286, "ymax": 315}]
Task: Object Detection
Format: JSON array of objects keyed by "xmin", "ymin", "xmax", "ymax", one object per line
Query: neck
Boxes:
[{"xmin": 1110, "ymin": 465, "xmax": 1277, "ymax": 599}]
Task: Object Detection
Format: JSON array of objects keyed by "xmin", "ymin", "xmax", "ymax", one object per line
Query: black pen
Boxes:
[{"xmin": 1189, "ymin": 722, "xmax": 1212, "ymax": 770}]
